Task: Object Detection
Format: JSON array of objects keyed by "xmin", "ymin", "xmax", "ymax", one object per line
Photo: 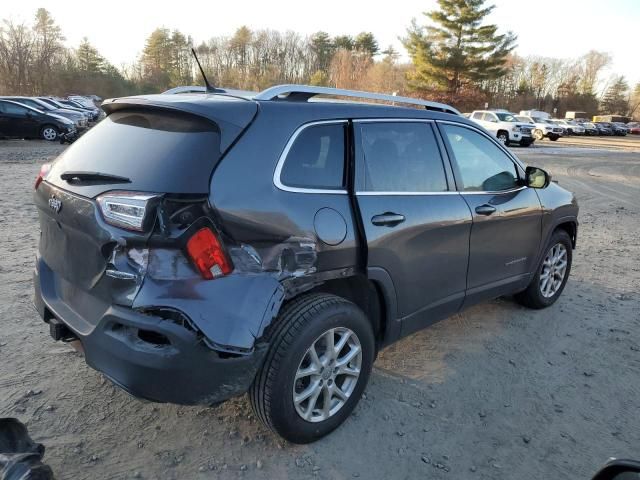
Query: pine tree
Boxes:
[
  {"xmin": 600, "ymin": 76, "xmax": 629, "ymax": 115},
  {"xmin": 403, "ymin": 0, "xmax": 516, "ymax": 95},
  {"xmin": 333, "ymin": 35, "xmax": 354, "ymax": 51},
  {"xmin": 76, "ymin": 38, "xmax": 104, "ymax": 73},
  {"xmin": 310, "ymin": 31, "xmax": 334, "ymax": 73},
  {"xmin": 353, "ymin": 32, "xmax": 379, "ymax": 57},
  {"xmin": 32, "ymin": 9, "xmax": 64, "ymax": 93}
]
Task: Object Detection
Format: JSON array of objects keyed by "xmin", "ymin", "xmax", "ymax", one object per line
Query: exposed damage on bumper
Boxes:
[{"xmin": 33, "ymin": 184, "xmax": 338, "ymax": 404}]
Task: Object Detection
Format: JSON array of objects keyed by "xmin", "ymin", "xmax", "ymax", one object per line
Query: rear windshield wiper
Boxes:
[{"xmin": 60, "ymin": 171, "xmax": 131, "ymax": 184}]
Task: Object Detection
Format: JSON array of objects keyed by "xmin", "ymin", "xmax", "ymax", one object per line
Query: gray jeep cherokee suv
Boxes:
[{"xmin": 33, "ymin": 85, "xmax": 578, "ymax": 443}]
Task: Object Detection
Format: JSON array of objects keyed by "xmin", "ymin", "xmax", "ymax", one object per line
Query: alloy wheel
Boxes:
[
  {"xmin": 539, "ymin": 243, "xmax": 568, "ymax": 298},
  {"xmin": 293, "ymin": 327, "xmax": 362, "ymax": 423},
  {"xmin": 42, "ymin": 128, "xmax": 57, "ymax": 141}
]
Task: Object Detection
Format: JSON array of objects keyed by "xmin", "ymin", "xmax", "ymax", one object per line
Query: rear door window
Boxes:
[
  {"xmin": 355, "ymin": 122, "xmax": 448, "ymax": 193},
  {"xmin": 280, "ymin": 123, "xmax": 346, "ymax": 190}
]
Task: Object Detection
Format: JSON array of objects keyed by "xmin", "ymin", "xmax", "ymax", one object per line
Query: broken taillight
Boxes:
[
  {"xmin": 186, "ymin": 227, "xmax": 233, "ymax": 280},
  {"xmin": 96, "ymin": 191, "xmax": 158, "ymax": 231},
  {"xmin": 35, "ymin": 163, "xmax": 51, "ymax": 190}
]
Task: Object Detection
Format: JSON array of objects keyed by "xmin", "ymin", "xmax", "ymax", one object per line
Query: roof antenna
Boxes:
[{"xmin": 191, "ymin": 48, "xmax": 220, "ymax": 94}]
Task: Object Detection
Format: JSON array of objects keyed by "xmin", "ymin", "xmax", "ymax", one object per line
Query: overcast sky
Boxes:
[{"xmin": 6, "ymin": 0, "xmax": 640, "ymax": 90}]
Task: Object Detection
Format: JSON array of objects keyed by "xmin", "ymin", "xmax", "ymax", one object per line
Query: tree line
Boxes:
[{"xmin": 1, "ymin": 2, "xmax": 638, "ymax": 119}]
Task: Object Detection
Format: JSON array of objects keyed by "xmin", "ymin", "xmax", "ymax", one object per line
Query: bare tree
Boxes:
[{"xmin": 0, "ymin": 20, "xmax": 34, "ymax": 94}]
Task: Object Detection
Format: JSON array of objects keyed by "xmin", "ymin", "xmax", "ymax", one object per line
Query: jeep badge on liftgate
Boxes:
[{"xmin": 47, "ymin": 195, "xmax": 61, "ymax": 213}]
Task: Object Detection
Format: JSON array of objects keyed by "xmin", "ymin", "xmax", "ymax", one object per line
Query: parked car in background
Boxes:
[
  {"xmin": 56, "ymin": 98, "xmax": 101, "ymax": 121},
  {"xmin": 519, "ymin": 109, "xmax": 550, "ymax": 121},
  {"xmin": 593, "ymin": 123, "xmax": 613, "ymax": 135},
  {"xmin": 36, "ymin": 97, "xmax": 91, "ymax": 123},
  {"xmin": 469, "ymin": 110, "xmax": 534, "ymax": 146},
  {"xmin": 579, "ymin": 122, "xmax": 599, "ymax": 136},
  {"xmin": 68, "ymin": 95, "xmax": 98, "ymax": 109},
  {"xmin": 596, "ymin": 122, "xmax": 626, "ymax": 136},
  {"xmin": 0, "ymin": 96, "xmax": 88, "ymax": 130},
  {"xmin": 626, "ymin": 122, "xmax": 640, "ymax": 134},
  {"xmin": 612, "ymin": 122, "xmax": 630, "ymax": 134},
  {"xmin": 550, "ymin": 119, "xmax": 585, "ymax": 135},
  {"xmin": 0, "ymin": 99, "xmax": 76, "ymax": 141},
  {"xmin": 515, "ymin": 115, "xmax": 563, "ymax": 141},
  {"xmin": 33, "ymin": 84, "xmax": 578, "ymax": 443},
  {"xmin": 39, "ymin": 97, "xmax": 93, "ymax": 120}
]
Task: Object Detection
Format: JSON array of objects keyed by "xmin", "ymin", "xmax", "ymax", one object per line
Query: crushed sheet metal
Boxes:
[{"xmin": 132, "ymin": 273, "xmax": 285, "ymax": 352}]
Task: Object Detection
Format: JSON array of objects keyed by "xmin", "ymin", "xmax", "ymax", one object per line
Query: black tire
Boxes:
[
  {"xmin": 515, "ymin": 229, "xmax": 572, "ymax": 309},
  {"xmin": 519, "ymin": 139, "xmax": 533, "ymax": 147},
  {"xmin": 549, "ymin": 134, "xmax": 559, "ymax": 141},
  {"xmin": 40, "ymin": 125, "xmax": 59, "ymax": 141},
  {"xmin": 497, "ymin": 131, "xmax": 509, "ymax": 145},
  {"xmin": 249, "ymin": 293, "xmax": 375, "ymax": 444}
]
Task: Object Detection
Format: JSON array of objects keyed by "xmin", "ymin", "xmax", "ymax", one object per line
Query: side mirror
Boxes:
[{"xmin": 525, "ymin": 166, "xmax": 551, "ymax": 189}]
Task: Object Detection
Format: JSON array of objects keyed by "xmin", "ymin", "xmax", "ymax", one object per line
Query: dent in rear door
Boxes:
[{"xmin": 353, "ymin": 120, "xmax": 472, "ymax": 337}]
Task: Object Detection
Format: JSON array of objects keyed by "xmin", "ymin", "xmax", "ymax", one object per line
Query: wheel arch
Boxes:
[
  {"xmin": 555, "ymin": 220, "xmax": 577, "ymax": 248},
  {"xmin": 304, "ymin": 268, "xmax": 400, "ymax": 350},
  {"xmin": 496, "ymin": 129, "xmax": 509, "ymax": 140}
]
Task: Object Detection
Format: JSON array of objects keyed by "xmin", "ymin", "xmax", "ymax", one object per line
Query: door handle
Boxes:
[
  {"xmin": 475, "ymin": 204, "xmax": 496, "ymax": 216},
  {"xmin": 371, "ymin": 212, "xmax": 405, "ymax": 227}
]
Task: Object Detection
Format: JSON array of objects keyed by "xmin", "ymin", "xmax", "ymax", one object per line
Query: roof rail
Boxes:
[{"xmin": 253, "ymin": 84, "xmax": 460, "ymax": 115}]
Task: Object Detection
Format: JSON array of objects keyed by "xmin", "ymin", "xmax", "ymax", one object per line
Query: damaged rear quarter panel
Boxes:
[
  {"xmin": 207, "ymin": 103, "xmax": 362, "ymax": 305},
  {"xmin": 131, "ymin": 248, "xmax": 284, "ymax": 353},
  {"xmin": 138, "ymin": 105, "xmax": 362, "ymax": 354}
]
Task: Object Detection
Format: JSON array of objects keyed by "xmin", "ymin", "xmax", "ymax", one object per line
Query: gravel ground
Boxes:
[{"xmin": 0, "ymin": 138, "xmax": 639, "ymax": 480}]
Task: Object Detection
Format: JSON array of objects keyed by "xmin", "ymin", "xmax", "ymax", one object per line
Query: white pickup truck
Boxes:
[
  {"xmin": 515, "ymin": 115, "xmax": 563, "ymax": 141},
  {"xmin": 469, "ymin": 110, "xmax": 534, "ymax": 146}
]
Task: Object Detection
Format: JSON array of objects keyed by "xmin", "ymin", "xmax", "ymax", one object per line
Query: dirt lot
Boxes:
[{"xmin": 1, "ymin": 137, "xmax": 639, "ymax": 480}]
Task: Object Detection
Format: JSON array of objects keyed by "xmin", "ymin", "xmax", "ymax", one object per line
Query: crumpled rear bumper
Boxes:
[{"xmin": 34, "ymin": 257, "xmax": 267, "ymax": 405}]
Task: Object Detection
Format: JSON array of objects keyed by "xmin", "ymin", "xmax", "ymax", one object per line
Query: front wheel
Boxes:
[
  {"xmin": 250, "ymin": 293, "xmax": 375, "ymax": 444},
  {"xmin": 40, "ymin": 125, "xmax": 59, "ymax": 141},
  {"xmin": 533, "ymin": 129, "xmax": 544, "ymax": 141},
  {"xmin": 549, "ymin": 134, "xmax": 559, "ymax": 141},
  {"xmin": 515, "ymin": 230, "xmax": 572, "ymax": 309},
  {"xmin": 497, "ymin": 132, "xmax": 509, "ymax": 145}
]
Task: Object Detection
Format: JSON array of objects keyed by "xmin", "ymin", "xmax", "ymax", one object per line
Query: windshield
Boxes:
[{"xmin": 495, "ymin": 113, "xmax": 517, "ymax": 122}]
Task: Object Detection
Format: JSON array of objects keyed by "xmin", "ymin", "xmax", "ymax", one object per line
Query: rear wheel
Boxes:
[
  {"xmin": 515, "ymin": 230, "xmax": 572, "ymax": 309},
  {"xmin": 40, "ymin": 125, "xmax": 59, "ymax": 141},
  {"xmin": 250, "ymin": 293, "xmax": 375, "ymax": 444}
]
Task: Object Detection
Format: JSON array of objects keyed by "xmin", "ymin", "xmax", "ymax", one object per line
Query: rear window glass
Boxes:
[
  {"xmin": 48, "ymin": 109, "xmax": 221, "ymax": 195},
  {"xmin": 280, "ymin": 123, "xmax": 345, "ymax": 190}
]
